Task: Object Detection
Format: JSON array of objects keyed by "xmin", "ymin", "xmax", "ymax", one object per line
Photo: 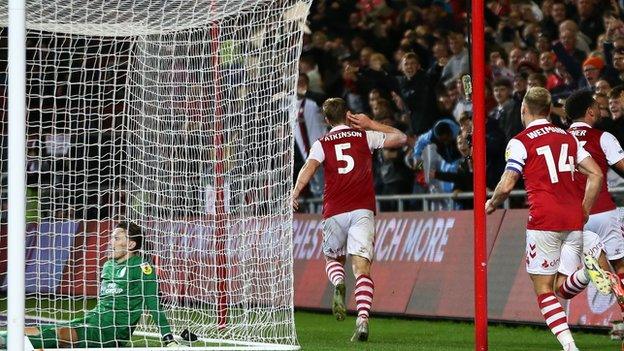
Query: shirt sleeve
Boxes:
[
  {"xmin": 505, "ymin": 138, "xmax": 527, "ymax": 174},
  {"xmin": 307, "ymin": 140, "xmax": 324, "ymax": 163},
  {"xmin": 366, "ymin": 131, "xmax": 386, "ymax": 152},
  {"xmin": 576, "ymin": 137, "xmax": 591, "ymax": 164},
  {"xmin": 413, "ymin": 130, "xmax": 433, "ymax": 161},
  {"xmin": 600, "ymin": 131, "xmax": 624, "ymax": 165},
  {"xmin": 141, "ymin": 262, "xmax": 172, "ymax": 336}
]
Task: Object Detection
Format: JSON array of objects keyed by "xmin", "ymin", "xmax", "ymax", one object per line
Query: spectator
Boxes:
[
  {"xmin": 595, "ymin": 78, "xmax": 612, "ymax": 95},
  {"xmin": 540, "ymin": 0, "xmax": 568, "ymax": 40},
  {"xmin": 508, "ymin": 47, "xmax": 525, "ymax": 73},
  {"xmin": 573, "ymin": 0, "xmax": 605, "ymax": 45},
  {"xmin": 559, "ymin": 20, "xmax": 592, "ymax": 54},
  {"xmin": 293, "ymin": 73, "xmax": 327, "ymax": 197},
  {"xmin": 603, "ymin": 85, "xmax": 624, "ymax": 148},
  {"xmin": 539, "ymin": 52, "xmax": 564, "ymax": 90},
  {"xmin": 594, "ymin": 92, "xmax": 611, "ymax": 119},
  {"xmin": 395, "ymin": 52, "xmax": 434, "ymax": 135},
  {"xmin": 512, "ymin": 71, "xmax": 528, "ymax": 101},
  {"xmin": 440, "ymin": 31, "xmax": 469, "ymax": 87},
  {"xmin": 579, "ymin": 55, "xmax": 606, "ymax": 90},
  {"xmin": 299, "ymin": 56, "xmax": 325, "ymax": 94},
  {"xmin": 489, "ymin": 78, "xmax": 522, "ymax": 142},
  {"xmin": 527, "ymin": 72, "xmax": 548, "ymax": 89},
  {"xmin": 413, "ymin": 118, "xmax": 461, "ymax": 165}
]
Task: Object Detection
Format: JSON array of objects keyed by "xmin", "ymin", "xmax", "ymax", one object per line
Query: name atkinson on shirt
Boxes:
[
  {"xmin": 526, "ymin": 126, "xmax": 567, "ymax": 139},
  {"xmin": 323, "ymin": 130, "xmax": 363, "ymax": 141}
]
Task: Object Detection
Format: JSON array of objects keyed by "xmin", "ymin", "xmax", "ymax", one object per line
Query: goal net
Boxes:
[{"xmin": 0, "ymin": 0, "xmax": 310, "ymax": 349}]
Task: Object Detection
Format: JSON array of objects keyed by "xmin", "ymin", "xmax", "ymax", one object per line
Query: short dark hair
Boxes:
[
  {"xmin": 434, "ymin": 122, "xmax": 453, "ymax": 137},
  {"xmin": 116, "ymin": 222, "xmax": 143, "ymax": 252},
  {"xmin": 528, "ymin": 73, "xmax": 547, "ymax": 87},
  {"xmin": 609, "ymin": 84, "xmax": 624, "ymax": 100},
  {"xmin": 493, "ymin": 78, "xmax": 512, "ymax": 89},
  {"xmin": 322, "ymin": 98, "xmax": 347, "ymax": 125},
  {"xmin": 564, "ymin": 89, "xmax": 595, "ymax": 121}
]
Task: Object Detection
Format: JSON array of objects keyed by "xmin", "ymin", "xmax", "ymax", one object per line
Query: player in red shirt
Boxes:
[
  {"xmin": 559, "ymin": 90, "xmax": 624, "ymax": 309},
  {"xmin": 292, "ymin": 97, "xmax": 406, "ymax": 342},
  {"xmin": 486, "ymin": 87, "xmax": 603, "ymax": 351}
]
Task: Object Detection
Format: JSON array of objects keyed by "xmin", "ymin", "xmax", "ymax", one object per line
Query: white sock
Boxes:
[{"xmin": 557, "ymin": 329, "xmax": 575, "ymax": 348}]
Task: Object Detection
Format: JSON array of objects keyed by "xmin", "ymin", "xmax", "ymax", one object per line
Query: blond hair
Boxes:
[{"xmin": 523, "ymin": 87, "xmax": 551, "ymax": 116}]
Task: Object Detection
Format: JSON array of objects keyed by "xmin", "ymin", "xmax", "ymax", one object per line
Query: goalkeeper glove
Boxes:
[{"xmin": 162, "ymin": 333, "xmax": 179, "ymax": 347}]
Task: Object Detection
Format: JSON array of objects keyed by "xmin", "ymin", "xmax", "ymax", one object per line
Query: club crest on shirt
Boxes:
[{"xmin": 140, "ymin": 262, "xmax": 153, "ymax": 275}]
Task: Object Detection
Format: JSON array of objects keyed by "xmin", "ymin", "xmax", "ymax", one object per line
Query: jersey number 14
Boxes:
[{"xmin": 536, "ymin": 144, "xmax": 575, "ymax": 183}]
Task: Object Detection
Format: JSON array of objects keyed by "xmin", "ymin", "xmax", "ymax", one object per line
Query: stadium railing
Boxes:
[{"xmin": 299, "ymin": 187, "xmax": 624, "ymax": 213}]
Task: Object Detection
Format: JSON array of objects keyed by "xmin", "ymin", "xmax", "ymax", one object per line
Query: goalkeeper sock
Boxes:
[
  {"xmin": 0, "ymin": 331, "xmax": 5, "ymax": 349},
  {"xmin": 537, "ymin": 292, "xmax": 573, "ymax": 347},
  {"xmin": 556, "ymin": 269, "xmax": 589, "ymax": 299},
  {"xmin": 325, "ymin": 260, "xmax": 345, "ymax": 286},
  {"xmin": 354, "ymin": 274, "xmax": 374, "ymax": 320}
]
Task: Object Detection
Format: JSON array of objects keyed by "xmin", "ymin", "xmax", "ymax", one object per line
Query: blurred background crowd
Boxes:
[
  {"xmin": 4, "ymin": 0, "xmax": 624, "ymax": 219},
  {"xmin": 294, "ymin": 0, "xmax": 624, "ymax": 211}
]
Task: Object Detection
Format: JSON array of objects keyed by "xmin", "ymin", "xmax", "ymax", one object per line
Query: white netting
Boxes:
[{"xmin": 0, "ymin": 0, "xmax": 310, "ymax": 349}]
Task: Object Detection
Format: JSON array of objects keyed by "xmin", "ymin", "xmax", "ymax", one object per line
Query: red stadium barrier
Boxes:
[{"xmin": 293, "ymin": 210, "xmax": 622, "ymax": 327}]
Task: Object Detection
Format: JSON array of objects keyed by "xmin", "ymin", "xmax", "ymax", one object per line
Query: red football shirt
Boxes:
[
  {"xmin": 505, "ymin": 119, "xmax": 590, "ymax": 231},
  {"xmin": 308, "ymin": 125, "xmax": 385, "ymax": 219},
  {"xmin": 568, "ymin": 122, "xmax": 624, "ymax": 215}
]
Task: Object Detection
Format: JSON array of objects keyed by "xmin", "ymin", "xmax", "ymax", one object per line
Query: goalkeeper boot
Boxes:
[
  {"xmin": 584, "ymin": 255, "xmax": 612, "ymax": 295},
  {"xmin": 350, "ymin": 316, "xmax": 369, "ymax": 342},
  {"xmin": 332, "ymin": 282, "xmax": 346, "ymax": 321}
]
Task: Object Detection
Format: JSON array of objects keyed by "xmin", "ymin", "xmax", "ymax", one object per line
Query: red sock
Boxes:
[
  {"xmin": 325, "ymin": 260, "xmax": 345, "ymax": 286},
  {"xmin": 537, "ymin": 292, "xmax": 573, "ymax": 347},
  {"xmin": 556, "ymin": 270, "xmax": 589, "ymax": 299},
  {"xmin": 355, "ymin": 274, "xmax": 374, "ymax": 320}
]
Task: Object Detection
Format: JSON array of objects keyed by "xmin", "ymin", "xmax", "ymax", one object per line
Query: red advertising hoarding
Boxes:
[{"xmin": 293, "ymin": 209, "xmax": 621, "ymax": 327}]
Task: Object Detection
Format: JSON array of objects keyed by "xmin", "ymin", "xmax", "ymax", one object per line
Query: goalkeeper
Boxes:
[{"xmin": 0, "ymin": 222, "xmax": 179, "ymax": 349}]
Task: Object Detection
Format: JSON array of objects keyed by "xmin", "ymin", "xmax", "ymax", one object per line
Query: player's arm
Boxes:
[
  {"xmin": 347, "ymin": 112, "xmax": 407, "ymax": 149},
  {"xmin": 577, "ymin": 155, "xmax": 603, "ymax": 220},
  {"xmin": 292, "ymin": 158, "xmax": 321, "ymax": 210},
  {"xmin": 486, "ymin": 138, "xmax": 524, "ymax": 214},
  {"xmin": 485, "ymin": 170, "xmax": 520, "ymax": 214},
  {"xmin": 140, "ymin": 262, "xmax": 177, "ymax": 346}
]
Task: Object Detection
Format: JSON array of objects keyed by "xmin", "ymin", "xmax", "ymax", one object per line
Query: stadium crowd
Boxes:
[
  {"xmin": 6, "ymin": 0, "xmax": 624, "ymax": 217},
  {"xmin": 295, "ymin": 0, "xmax": 624, "ymax": 211}
]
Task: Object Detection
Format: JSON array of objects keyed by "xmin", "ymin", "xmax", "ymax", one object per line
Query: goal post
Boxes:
[
  {"xmin": 471, "ymin": 0, "xmax": 488, "ymax": 350},
  {"xmin": 2, "ymin": 0, "xmax": 311, "ymax": 349}
]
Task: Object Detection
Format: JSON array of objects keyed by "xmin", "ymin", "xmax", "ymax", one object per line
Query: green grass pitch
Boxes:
[
  {"xmin": 295, "ymin": 311, "xmax": 617, "ymax": 351},
  {"xmin": 0, "ymin": 298, "xmax": 618, "ymax": 350}
]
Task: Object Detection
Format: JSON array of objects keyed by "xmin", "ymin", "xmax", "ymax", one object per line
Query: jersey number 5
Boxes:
[
  {"xmin": 335, "ymin": 143, "xmax": 354, "ymax": 174},
  {"xmin": 536, "ymin": 144, "xmax": 574, "ymax": 183}
]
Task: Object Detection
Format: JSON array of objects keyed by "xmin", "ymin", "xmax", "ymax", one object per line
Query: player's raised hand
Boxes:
[
  {"xmin": 485, "ymin": 199, "xmax": 496, "ymax": 214},
  {"xmin": 347, "ymin": 112, "xmax": 373, "ymax": 130}
]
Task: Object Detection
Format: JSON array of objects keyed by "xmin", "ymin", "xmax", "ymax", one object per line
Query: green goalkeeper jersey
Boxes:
[
  {"xmin": 26, "ymin": 255, "xmax": 172, "ymax": 348},
  {"xmin": 87, "ymin": 254, "xmax": 172, "ymax": 336}
]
